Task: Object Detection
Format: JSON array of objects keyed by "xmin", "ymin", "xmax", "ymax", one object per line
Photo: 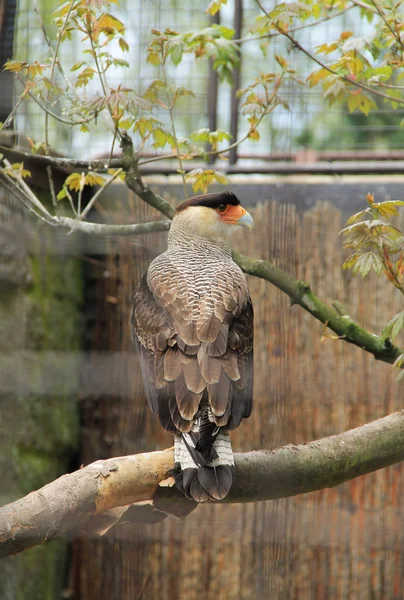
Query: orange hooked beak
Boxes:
[{"xmin": 218, "ymin": 205, "xmax": 254, "ymax": 230}]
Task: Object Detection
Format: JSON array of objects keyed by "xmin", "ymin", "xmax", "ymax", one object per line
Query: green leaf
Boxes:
[
  {"xmin": 351, "ymin": 252, "xmax": 384, "ymax": 277},
  {"xmin": 112, "ymin": 58, "xmax": 130, "ymax": 68},
  {"xmin": 119, "ymin": 37, "xmax": 130, "ymax": 52},
  {"xmin": 71, "ymin": 61, "xmax": 86, "ymax": 72},
  {"xmin": 190, "ymin": 128, "xmax": 210, "ymax": 142},
  {"xmin": 152, "ymin": 127, "xmax": 175, "ymax": 149},
  {"xmin": 170, "ymin": 42, "xmax": 184, "ymax": 65},
  {"xmin": 382, "ymin": 312, "xmax": 404, "ymax": 342},
  {"xmin": 56, "ymin": 187, "xmax": 67, "ymax": 201}
]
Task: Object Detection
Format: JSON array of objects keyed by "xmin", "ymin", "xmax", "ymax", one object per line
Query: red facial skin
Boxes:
[{"xmin": 216, "ymin": 204, "xmax": 247, "ymax": 224}]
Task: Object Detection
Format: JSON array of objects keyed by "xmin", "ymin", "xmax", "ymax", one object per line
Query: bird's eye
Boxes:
[{"xmin": 217, "ymin": 204, "xmax": 227, "ymax": 213}]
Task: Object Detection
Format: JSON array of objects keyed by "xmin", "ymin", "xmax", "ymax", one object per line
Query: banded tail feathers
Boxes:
[{"xmin": 173, "ymin": 430, "xmax": 235, "ymax": 502}]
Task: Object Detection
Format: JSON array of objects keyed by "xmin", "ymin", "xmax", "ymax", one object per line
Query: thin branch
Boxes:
[
  {"xmin": 57, "ymin": 216, "xmax": 170, "ymax": 235},
  {"xmin": 64, "ymin": 186, "xmax": 78, "ymax": 216},
  {"xmin": 350, "ymin": 0, "xmax": 378, "ymax": 12},
  {"xmin": 32, "ymin": 0, "xmax": 77, "ymax": 99},
  {"xmin": 370, "ymin": 0, "xmax": 404, "ymax": 50},
  {"xmin": 0, "ymin": 95, "xmax": 26, "ymax": 132},
  {"xmin": 79, "ymin": 168, "xmax": 123, "ymax": 219},
  {"xmin": 0, "ymin": 171, "xmax": 54, "ymax": 224},
  {"xmin": 16, "ymin": 74, "xmax": 95, "ymax": 127},
  {"xmin": 137, "ymin": 109, "xmax": 272, "ymax": 167},
  {"xmin": 44, "ymin": 0, "xmax": 77, "ymax": 152},
  {"xmin": 46, "ymin": 166, "xmax": 58, "ymax": 213},
  {"xmin": 255, "ymin": 0, "xmax": 404, "ymax": 107},
  {"xmin": 163, "ymin": 63, "xmax": 188, "ymax": 199},
  {"xmin": 77, "ymin": 182, "xmax": 83, "ymax": 215},
  {"xmin": 2, "ymin": 410, "xmax": 404, "ymax": 557},
  {"xmin": 2, "ymin": 159, "xmax": 53, "ymax": 219},
  {"xmin": 235, "ymin": 4, "xmax": 355, "ymax": 45}
]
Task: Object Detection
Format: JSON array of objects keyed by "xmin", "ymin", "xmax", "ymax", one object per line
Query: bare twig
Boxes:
[
  {"xmin": 0, "ymin": 95, "xmax": 26, "ymax": 132},
  {"xmin": 64, "ymin": 186, "xmax": 78, "ymax": 216},
  {"xmin": 0, "ymin": 171, "xmax": 54, "ymax": 224},
  {"xmin": 46, "ymin": 165, "xmax": 58, "ymax": 213},
  {"xmin": 2, "ymin": 158, "xmax": 53, "ymax": 219}
]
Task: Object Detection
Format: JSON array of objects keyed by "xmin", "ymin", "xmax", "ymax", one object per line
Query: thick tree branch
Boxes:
[
  {"xmin": 1, "ymin": 410, "xmax": 404, "ymax": 558},
  {"xmin": 0, "ymin": 144, "xmax": 125, "ymax": 171},
  {"xmin": 120, "ymin": 132, "xmax": 175, "ymax": 219}
]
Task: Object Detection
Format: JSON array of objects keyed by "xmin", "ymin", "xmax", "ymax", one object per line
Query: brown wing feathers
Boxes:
[{"xmin": 132, "ymin": 264, "xmax": 253, "ymax": 434}]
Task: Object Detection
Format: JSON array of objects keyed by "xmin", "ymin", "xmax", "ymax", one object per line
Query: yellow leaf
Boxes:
[
  {"xmin": 342, "ymin": 254, "xmax": 360, "ymax": 269},
  {"xmin": 306, "ymin": 68, "xmax": 330, "ymax": 87},
  {"xmin": 147, "ymin": 49, "xmax": 161, "ymax": 66},
  {"xmin": 85, "ymin": 172, "xmax": 105, "ymax": 187},
  {"xmin": 275, "ymin": 55, "xmax": 288, "ymax": 69},
  {"xmin": 65, "ymin": 173, "xmax": 82, "ymax": 192},
  {"xmin": 206, "ymin": 0, "xmax": 227, "ymax": 15},
  {"xmin": 3, "ymin": 60, "xmax": 28, "ymax": 72},
  {"xmin": 249, "ymin": 129, "xmax": 260, "ymax": 141},
  {"xmin": 95, "ymin": 13, "xmax": 125, "ymax": 35}
]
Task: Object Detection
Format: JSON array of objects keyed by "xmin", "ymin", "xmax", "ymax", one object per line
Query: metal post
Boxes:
[
  {"xmin": 229, "ymin": 0, "xmax": 243, "ymax": 165},
  {"xmin": 206, "ymin": 11, "xmax": 220, "ymax": 164},
  {"xmin": 0, "ymin": 0, "xmax": 18, "ymax": 126}
]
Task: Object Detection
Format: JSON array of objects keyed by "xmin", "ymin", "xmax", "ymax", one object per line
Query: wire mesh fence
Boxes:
[{"xmin": 9, "ymin": 0, "xmax": 404, "ymax": 161}]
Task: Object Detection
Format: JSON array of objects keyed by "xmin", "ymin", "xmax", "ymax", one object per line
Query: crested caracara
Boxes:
[{"xmin": 132, "ymin": 191, "xmax": 254, "ymax": 502}]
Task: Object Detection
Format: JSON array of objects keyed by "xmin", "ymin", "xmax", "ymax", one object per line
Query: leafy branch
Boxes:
[
  {"xmin": 255, "ymin": 0, "xmax": 404, "ymax": 113},
  {"xmin": 2, "ymin": 128, "xmax": 404, "ymax": 371}
]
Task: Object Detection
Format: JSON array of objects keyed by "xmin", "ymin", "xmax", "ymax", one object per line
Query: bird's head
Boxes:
[{"xmin": 172, "ymin": 191, "xmax": 253, "ymax": 241}]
